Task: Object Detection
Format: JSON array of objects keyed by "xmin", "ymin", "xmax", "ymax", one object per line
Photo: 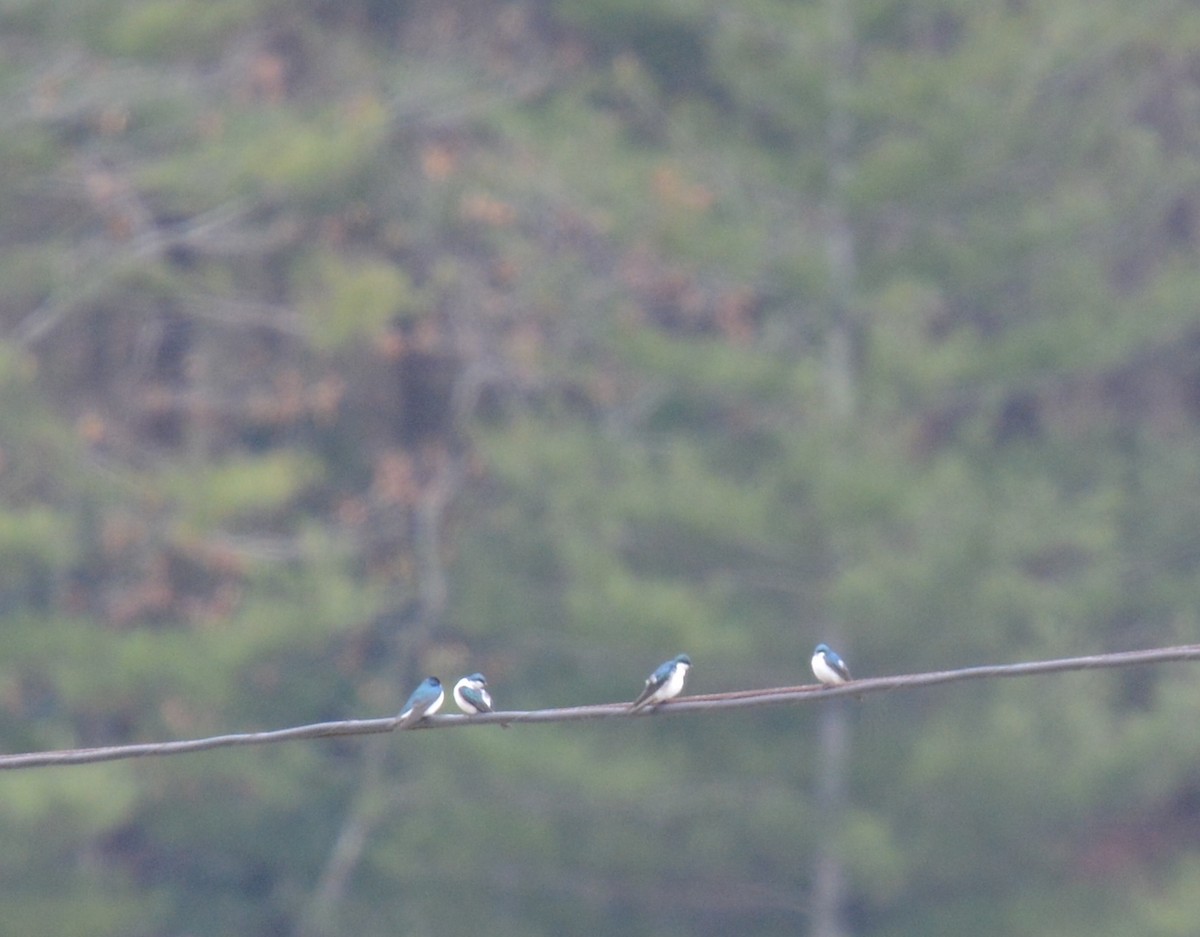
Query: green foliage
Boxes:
[
  {"xmin": 300, "ymin": 253, "xmax": 422, "ymax": 349},
  {"xmin": 136, "ymin": 101, "xmax": 389, "ymax": 203},
  {"xmin": 4, "ymin": 0, "xmax": 1200, "ymax": 936},
  {"xmin": 160, "ymin": 451, "xmax": 322, "ymax": 526},
  {"xmin": 100, "ymin": 0, "xmax": 254, "ymax": 60}
]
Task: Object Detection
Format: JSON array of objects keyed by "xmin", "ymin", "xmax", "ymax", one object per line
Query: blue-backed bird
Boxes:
[
  {"xmin": 811, "ymin": 643, "xmax": 851, "ymax": 687},
  {"xmin": 453, "ymin": 673, "xmax": 494, "ymax": 715},
  {"xmin": 397, "ymin": 676, "xmax": 444, "ymax": 728},
  {"xmin": 629, "ymin": 654, "xmax": 692, "ymax": 712},
  {"xmin": 454, "ymin": 672, "xmax": 509, "ymax": 728}
]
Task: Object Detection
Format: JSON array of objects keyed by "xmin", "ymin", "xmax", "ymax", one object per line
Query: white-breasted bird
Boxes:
[
  {"xmin": 454, "ymin": 672, "xmax": 509, "ymax": 728},
  {"xmin": 396, "ymin": 676, "xmax": 444, "ymax": 728},
  {"xmin": 453, "ymin": 672, "xmax": 494, "ymax": 715},
  {"xmin": 811, "ymin": 643, "xmax": 851, "ymax": 687},
  {"xmin": 630, "ymin": 654, "xmax": 692, "ymax": 712}
]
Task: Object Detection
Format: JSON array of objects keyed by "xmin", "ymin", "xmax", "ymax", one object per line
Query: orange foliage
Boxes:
[
  {"xmin": 421, "ymin": 142, "xmax": 458, "ymax": 181},
  {"xmin": 249, "ymin": 51, "xmax": 288, "ymax": 103},
  {"xmin": 652, "ymin": 163, "xmax": 715, "ymax": 212},
  {"xmin": 370, "ymin": 450, "xmax": 418, "ymax": 506},
  {"xmin": 459, "ymin": 192, "xmax": 517, "ymax": 227}
]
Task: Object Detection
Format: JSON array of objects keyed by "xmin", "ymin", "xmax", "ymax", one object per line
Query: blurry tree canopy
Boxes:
[{"xmin": 2, "ymin": 1, "xmax": 1200, "ymax": 936}]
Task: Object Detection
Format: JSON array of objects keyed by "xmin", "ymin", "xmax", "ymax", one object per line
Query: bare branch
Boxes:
[{"xmin": 2, "ymin": 644, "xmax": 1198, "ymax": 771}]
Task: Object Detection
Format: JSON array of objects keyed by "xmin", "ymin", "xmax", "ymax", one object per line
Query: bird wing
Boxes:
[
  {"xmin": 397, "ymin": 700, "xmax": 426, "ymax": 728},
  {"xmin": 461, "ymin": 686, "xmax": 493, "ymax": 714},
  {"xmin": 629, "ymin": 671, "xmax": 666, "ymax": 711},
  {"xmin": 397, "ymin": 687, "xmax": 442, "ymax": 728}
]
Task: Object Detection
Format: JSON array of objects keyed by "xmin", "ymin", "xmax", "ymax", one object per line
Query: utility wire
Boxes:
[{"xmin": 2, "ymin": 644, "xmax": 1198, "ymax": 771}]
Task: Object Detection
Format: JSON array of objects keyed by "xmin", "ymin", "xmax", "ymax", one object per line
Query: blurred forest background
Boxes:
[{"xmin": 3, "ymin": 0, "xmax": 1200, "ymax": 935}]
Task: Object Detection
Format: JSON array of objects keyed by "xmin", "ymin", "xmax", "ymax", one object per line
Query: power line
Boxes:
[{"xmin": 2, "ymin": 643, "xmax": 1198, "ymax": 771}]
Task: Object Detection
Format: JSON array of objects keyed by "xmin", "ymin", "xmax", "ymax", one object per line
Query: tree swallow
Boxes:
[
  {"xmin": 454, "ymin": 672, "xmax": 509, "ymax": 728},
  {"xmin": 396, "ymin": 676, "xmax": 444, "ymax": 728},
  {"xmin": 453, "ymin": 673, "xmax": 494, "ymax": 715},
  {"xmin": 629, "ymin": 653, "xmax": 692, "ymax": 711},
  {"xmin": 811, "ymin": 643, "xmax": 851, "ymax": 687}
]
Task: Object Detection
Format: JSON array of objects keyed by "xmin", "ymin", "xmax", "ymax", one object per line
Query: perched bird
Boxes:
[
  {"xmin": 811, "ymin": 643, "xmax": 852, "ymax": 687},
  {"xmin": 453, "ymin": 673, "xmax": 494, "ymax": 715},
  {"xmin": 396, "ymin": 676, "xmax": 444, "ymax": 729},
  {"xmin": 630, "ymin": 653, "xmax": 692, "ymax": 712},
  {"xmin": 454, "ymin": 672, "xmax": 509, "ymax": 728}
]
